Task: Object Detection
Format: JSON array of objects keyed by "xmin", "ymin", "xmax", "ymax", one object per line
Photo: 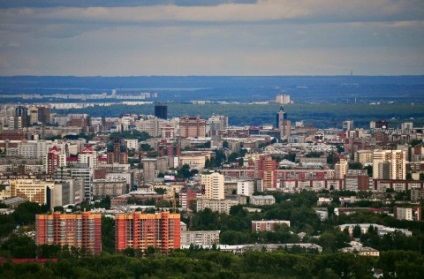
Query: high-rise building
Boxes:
[
  {"xmin": 115, "ymin": 212, "xmax": 180, "ymax": 253},
  {"xmin": 255, "ymin": 155, "xmax": 277, "ymax": 190},
  {"xmin": 372, "ymin": 150, "xmax": 406, "ymax": 180},
  {"xmin": 37, "ymin": 106, "xmax": 51, "ymax": 124},
  {"xmin": 343, "ymin": 120, "xmax": 354, "ymax": 131},
  {"xmin": 142, "ymin": 158, "xmax": 157, "ymax": 183},
  {"xmin": 15, "ymin": 106, "xmax": 29, "ymax": 128},
  {"xmin": 78, "ymin": 147, "xmax": 98, "ymax": 170},
  {"xmin": 201, "ymin": 172, "xmax": 225, "ymax": 200},
  {"xmin": 45, "ymin": 147, "xmax": 67, "ymax": 175},
  {"xmin": 179, "ymin": 116, "xmax": 206, "ymax": 138},
  {"xmin": 335, "ymin": 158, "xmax": 349, "ymax": 179},
  {"xmin": 276, "ymin": 106, "xmax": 291, "ymax": 138},
  {"xmin": 355, "ymin": 150, "xmax": 373, "ymax": 165},
  {"xmin": 154, "ymin": 103, "xmax": 168, "ymax": 120},
  {"xmin": 275, "ymin": 94, "xmax": 291, "ymax": 105},
  {"xmin": 54, "ymin": 167, "xmax": 92, "ymax": 200},
  {"xmin": 208, "ymin": 114, "xmax": 228, "ymax": 136},
  {"xmin": 107, "ymin": 138, "xmax": 128, "ymax": 164},
  {"xmin": 36, "ymin": 212, "xmax": 102, "ymax": 255},
  {"xmin": 29, "ymin": 106, "xmax": 39, "ymax": 124}
]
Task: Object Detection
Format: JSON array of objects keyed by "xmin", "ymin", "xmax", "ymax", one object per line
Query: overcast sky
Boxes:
[{"xmin": 0, "ymin": 0, "xmax": 423, "ymax": 76}]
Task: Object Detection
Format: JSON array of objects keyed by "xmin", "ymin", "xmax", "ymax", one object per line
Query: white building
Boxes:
[
  {"xmin": 236, "ymin": 180, "xmax": 255, "ymax": 196},
  {"xmin": 78, "ymin": 147, "xmax": 98, "ymax": 170},
  {"xmin": 180, "ymin": 230, "xmax": 220, "ymax": 247},
  {"xmin": 275, "ymin": 94, "xmax": 291, "ymax": 105},
  {"xmin": 124, "ymin": 139, "xmax": 139, "ymax": 150}
]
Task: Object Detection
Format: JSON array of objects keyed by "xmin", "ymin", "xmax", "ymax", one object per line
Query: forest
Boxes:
[
  {"xmin": 1, "ymin": 189, "xmax": 424, "ymax": 278},
  {"xmin": 54, "ymin": 102, "xmax": 424, "ymax": 129},
  {"xmin": 1, "ymin": 248, "xmax": 424, "ymax": 279}
]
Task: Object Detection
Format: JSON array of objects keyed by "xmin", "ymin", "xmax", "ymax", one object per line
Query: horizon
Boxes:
[{"xmin": 1, "ymin": 74, "xmax": 424, "ymax": 78}]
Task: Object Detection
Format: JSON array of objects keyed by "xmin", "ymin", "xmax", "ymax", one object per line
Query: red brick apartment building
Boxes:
[
  {"xmin": 36, "ymin": 212, "xmax": 102, "ymax": 255},
  {"xmin": 115, "ymin": 212, "xmax": 180, "ymax": 253}
]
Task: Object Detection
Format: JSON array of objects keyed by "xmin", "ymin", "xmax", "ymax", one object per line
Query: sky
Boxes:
[{"xmin": 0, "ymin": 0, "xmax": 423, "ymax": 76}]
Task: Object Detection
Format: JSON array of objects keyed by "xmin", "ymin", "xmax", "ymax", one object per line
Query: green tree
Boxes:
[{"xmin": 1, "ymin": 234, "xmax": 37, "ymax": 258}]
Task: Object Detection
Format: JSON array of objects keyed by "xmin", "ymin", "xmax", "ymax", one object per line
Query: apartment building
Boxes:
[
  {"xmin": 36, "ymin": 212, "xmax": 102, "ymax": 255},
  {"xmin": 115, "ymin": 212, "xmax": 180, "ymax": 253}
]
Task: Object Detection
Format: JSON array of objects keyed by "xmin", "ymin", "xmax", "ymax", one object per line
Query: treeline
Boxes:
[
  {"xmin": 0, "ymin": 202, "xmax": 49, "ymax": 237},
  {"xmin": 54, "ymin": 103, "xmax": 424, "ymax": 128},
  {"xmin": 1, "ymin": 249, "xmax": 424, "ymax": 279},
  {"xmin": 185, "ymin": 191, "xmax": 424, "ymax": 254}
]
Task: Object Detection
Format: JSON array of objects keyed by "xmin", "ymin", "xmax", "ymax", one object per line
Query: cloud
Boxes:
[
  {"xmin": 0, "ymin": 0, "xmax": 257, "ymax": 9},
  {"xmin": 1, "ymin": 0, "xmax": 423, "ymax": 27},
  {"xmin": 0, "ymin": 0, "xmax": 422, "ymax": 76}
]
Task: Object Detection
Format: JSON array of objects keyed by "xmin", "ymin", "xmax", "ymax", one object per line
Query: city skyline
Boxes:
[{"xmin": 0, "ymin": 0, "xmax": 423, "ymax": 76}]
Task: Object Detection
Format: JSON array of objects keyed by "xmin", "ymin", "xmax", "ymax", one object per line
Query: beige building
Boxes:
[
  {"xmin": 355, "ymin": 150, "xmax": 373, "ymax": 165},
  {"xmin": 201, "ymin": 172, "xmax": 224, "ymax": 200},
  {"xmin": 372, "ymin": 150, "xmax": 406, "ymax": 180},
  {"xmin": 196, "ymin": 198, "xmax": 240, "ymax": 214},
  {"xmin": 179, "ymin": 116, "xmax": 206, "ymax": 138},
  {"xmin": 179, "ymin": 155, "xmax": 206, "ymax": 171},
  {"xmin": 335, "ymin": 158, "xmax": 348, "ymax": 179},
  {"xmin": 92, "ymin": 179, "xmax": 128, "ymax": 198}
]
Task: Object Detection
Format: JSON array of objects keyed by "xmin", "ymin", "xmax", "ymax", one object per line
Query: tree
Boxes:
[
  {"xmin": 177, "ymin": 164, "xmax": 192, "ymax": 179},
  {"xmin": 348, "ymin": 162, "xmax": 363, "ymax": 169},
  {"xmin": 13, "ymin": 202, "xmax": 49, "ymax": 226},
  {"xmin": 352, "ymin": 225, "xmax": 361, "ymax": 238},
  {"xmin": 102, "ymin": 216, "xmax": 115, "ymax": 253},
  {"xmin": 306, "ymin": 151, "xmax": 324, "ymax": 158},
  {"xmin": 1, "ymin": 234, "xmax": 37, "ymax": 258}
]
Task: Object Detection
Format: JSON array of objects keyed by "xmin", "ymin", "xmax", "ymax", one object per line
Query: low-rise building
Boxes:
[
  {"xmin": 250, "ymin": 195, "xmax": 275, "ymax": 205},
  {"xmin": 252, "ymin": 220, "xmax": 290, "ymax": 232},
  {"xmin": 180, "ymin": 230, "xmax": 220, "ymax": 247},
  {"xmin": 196, "ymin": 198, "xmax": 241, "ymax": 214},
  {"xmin": 394, "ymin": 206, "xmax": 422, "ymax": 221}
]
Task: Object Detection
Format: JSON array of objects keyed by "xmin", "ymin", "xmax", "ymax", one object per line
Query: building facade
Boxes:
[
  {"xmin": 372, "ymin": 150, "xmax": 406, "ymax": 180},
  {"xmin": 179, "ymin": 116, "xmax": 206, "ymax": 138},
  {"xmin": 115, "ymin": 212, "xmax": 180, "ymax": 253},
  {"xmin": 180, "ymin": 230, "xmax": 220, "ymax": 247},
  {"xmin": 36, "ymin": 212, "xmax": 102, "ymax": 255},
  {"xmin": 10, "ymin": 179, "xmax": 55, "ymax": 209},
  {"xmin": 201, "ymin": 172, "xmax": 225, "ymax": 200},
  {"xmin": 252, "ymin": 220, "xmax": 291, "ymax": 232},
  {"xmin": 107, "ymin": 138, "xmax": 128, "ymax": 164}
]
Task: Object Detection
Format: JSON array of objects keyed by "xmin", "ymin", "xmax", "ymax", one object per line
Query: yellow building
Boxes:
[{"xmin": 10, "ymin": 179, "xmax": 55, "ymax": 208}]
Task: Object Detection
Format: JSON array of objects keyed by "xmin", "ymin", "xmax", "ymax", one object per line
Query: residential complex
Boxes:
[
  {"xmin": 115, "ymin": 212, "xmax": 180, "ymax": 253},
  {"xmin": 35, "ymin": 212, "xmax": 102, "ymax": 255}
]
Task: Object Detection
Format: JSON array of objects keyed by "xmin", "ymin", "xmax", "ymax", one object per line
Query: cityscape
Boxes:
[
  {"xmin": 1, "ymin": 0, "xmax": 424, "ymax": 279},
  {"xmin": 1, "ymin": 90, "xmax": 424, "ymax": 277}
]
